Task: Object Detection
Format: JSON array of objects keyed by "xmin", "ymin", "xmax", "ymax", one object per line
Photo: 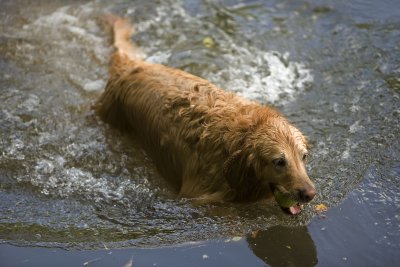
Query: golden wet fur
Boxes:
[{"xmin": 96, "ymin": 17, "xmax": 316, "ymax": 205}]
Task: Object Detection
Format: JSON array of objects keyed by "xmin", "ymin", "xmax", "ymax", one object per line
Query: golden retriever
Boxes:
[{"xmin": 95, "ymin": 17, "xmax": 316, "ymax": 214}]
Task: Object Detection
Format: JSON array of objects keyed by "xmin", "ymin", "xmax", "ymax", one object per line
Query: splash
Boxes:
[{"xmin": 132, "ymin": 1, "xmax": 313, "ymax": 104}]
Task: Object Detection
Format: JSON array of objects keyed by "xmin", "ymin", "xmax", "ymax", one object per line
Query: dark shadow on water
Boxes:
[{"xmin": 247, "ymin": 225, "xmax": 317, "ymax": 267}]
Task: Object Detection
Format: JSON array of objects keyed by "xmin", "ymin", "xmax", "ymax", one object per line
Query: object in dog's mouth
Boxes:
[{"xmin": 273, "ymin": 185, "xmax": 303, "ymax": 215}]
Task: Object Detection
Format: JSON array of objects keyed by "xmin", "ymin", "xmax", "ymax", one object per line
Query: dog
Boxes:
[{"xmin": 95, "ymin": 17, "xmax": 316, "ymax": 214}]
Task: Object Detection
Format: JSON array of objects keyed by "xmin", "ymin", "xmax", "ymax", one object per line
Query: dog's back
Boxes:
[{"xmin": 96, "ymin": 17, "xmax": 245, "ymax": 195}]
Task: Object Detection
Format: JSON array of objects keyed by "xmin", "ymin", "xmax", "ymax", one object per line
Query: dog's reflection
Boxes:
[{"xmin": 247, "ymin": 225, "xmax": 317, "ymax": 267}]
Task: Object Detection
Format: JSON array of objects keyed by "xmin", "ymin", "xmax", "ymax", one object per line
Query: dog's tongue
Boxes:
[{"xmin": 287, "ymin": 204, "xmax": 302, "ymax": 215}]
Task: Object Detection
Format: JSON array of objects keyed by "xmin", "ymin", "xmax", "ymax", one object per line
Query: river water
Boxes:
[{"xmin": 0, "ymin": 0, "xmax": 399, "ymax": 266}]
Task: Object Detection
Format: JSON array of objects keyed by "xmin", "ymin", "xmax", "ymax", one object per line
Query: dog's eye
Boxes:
[
  {"xmin": 302, "ymin": 153, "xmax": 308, "ymax": 161},
  {"xmin": 273, "ymin": 158, "xmax": 287, "ymax": 168}
]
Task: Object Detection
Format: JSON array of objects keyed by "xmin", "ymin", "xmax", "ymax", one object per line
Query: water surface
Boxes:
[{"xmin": 0, "ymin": 0, "xmax": 399, "ymax": 265}]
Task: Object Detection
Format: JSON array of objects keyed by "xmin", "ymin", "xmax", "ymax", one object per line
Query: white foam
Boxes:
[
  {"xmin": 210, "ymin": 50, "xmax": 313, "ymax": 103},
  {"xmin": 33, "ymin": 158, "xmax": 126, "ymax": 201},
  {"xmin": 146, "ymin": 51, "xmax": 171, "ymax": 64},
  {"xmin": 19, "ymin": 94, "xmax": 40, "ymax": 112},
  {"xmin": 349, "ymin": 120, "xmax": 364, "ymax": 134},
  {"xmin": 83, "ymin": 79, "xmax": 106, "ymax": 92},
  {"xmin": 341, "ymin": 150, "xmax": 350, "ymax": 160},
  {"xmin": 133, "ymin": 1, "xmax": 313, "ymax": 104},
  {"xmin": 28, "ymin": 8, "xmax": 79, "ymax": 27}
]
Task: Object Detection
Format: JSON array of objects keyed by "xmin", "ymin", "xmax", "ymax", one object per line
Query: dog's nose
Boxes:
[{"xmin": 298, "ymin": 187, "xmax": 316, "ymax": 202}]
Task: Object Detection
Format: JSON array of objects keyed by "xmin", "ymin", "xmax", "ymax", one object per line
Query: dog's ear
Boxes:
[{"xmin": 223, "ymin": 150, "xmax": 257, "ymax": 201}]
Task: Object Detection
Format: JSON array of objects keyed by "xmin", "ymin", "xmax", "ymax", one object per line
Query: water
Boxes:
[{"xmin": 1, "ymin": 0, "xmax": 399, "ymax": 265}]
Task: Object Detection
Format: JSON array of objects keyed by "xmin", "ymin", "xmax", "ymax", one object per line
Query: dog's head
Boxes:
[{"xmin": 223, "ymin": 114, "xmax": 316, "ymax": 214}]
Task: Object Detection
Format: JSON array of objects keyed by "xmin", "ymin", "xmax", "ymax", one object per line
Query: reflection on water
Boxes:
[
  {"xmin": 0, "ymin": 0, "xmax": 399, "ymax": 264},
  {"xmin": 248, "ymin": 226, "xmax": 317, "ymax": 267}
]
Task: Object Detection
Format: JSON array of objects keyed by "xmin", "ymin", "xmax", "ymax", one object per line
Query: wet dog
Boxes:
[{"xmin": 96, "ymin": 17, "xmax": 316, "ymax": 214}]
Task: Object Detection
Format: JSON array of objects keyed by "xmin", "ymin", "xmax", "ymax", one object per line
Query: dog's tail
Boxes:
[{"xmin": 103, "ymin": 15, "xmax": 142, "ymax": 76}]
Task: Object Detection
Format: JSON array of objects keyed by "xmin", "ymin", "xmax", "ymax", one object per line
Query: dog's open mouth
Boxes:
[
  {"xmin": 272, "ymin": 185, "xmax": 303, "ymax": 215},
  {"xmin": 281, "ymin": 203, "xmax": 303, "ymax": 215}
]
